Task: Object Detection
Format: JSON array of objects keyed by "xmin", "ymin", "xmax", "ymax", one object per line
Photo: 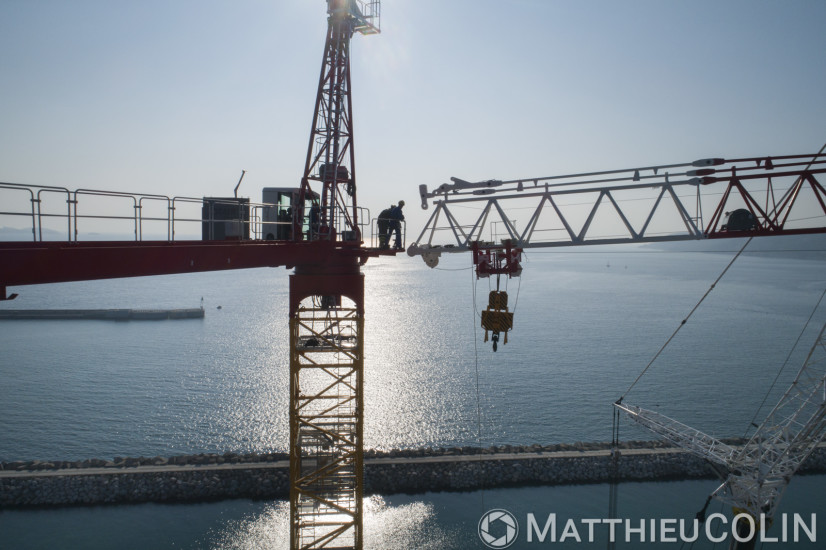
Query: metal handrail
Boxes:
[
  {"xmin": 171, "ymin": 195, "xmax": 282, "ymax": 241},
  {"xmin": 1, "ymin": 182, "xmax": 377, "ymax": 245},
  {"xmin": 138, "ymin": 195, "xmax": 173, "ymax": 241},
  {"xmin": 0, "ymin": 183, "xmax": 37, "ymax": 241},
  {"xmin": 73, "ymin": 189, "xmax": 139, "ymax": 241},
  {"xmin": 370, "ymin": 216, "xmax": 405, "ymax": 249},
  {"xmin": 35, "ymin": 187, "xmax": 72, "ymax": 241}
]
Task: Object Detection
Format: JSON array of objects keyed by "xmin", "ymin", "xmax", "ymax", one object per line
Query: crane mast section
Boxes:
[
  {"xmin": 289, "ymin": 270, "xmax": 365, "ymax": 550},
  {"xmin": 409, "ymin": 154, "xmax": 826, "ymax": 261},
  {"xmin": 297, "ymin": 0, "xmax": 380, "ymax": 243}
]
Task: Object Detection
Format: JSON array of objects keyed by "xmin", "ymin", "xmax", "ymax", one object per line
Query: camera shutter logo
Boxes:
[{"xmin": 478, "ymin": 509, "xmax": 519, "ymax": 549}]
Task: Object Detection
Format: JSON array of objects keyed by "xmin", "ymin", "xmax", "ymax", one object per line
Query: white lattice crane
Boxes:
[{"xmin": 615, "ymin": 321, "xmax": 826, "ymax": 547}]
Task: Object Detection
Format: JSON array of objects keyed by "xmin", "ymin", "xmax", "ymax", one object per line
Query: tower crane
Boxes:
[
  {"xmin": 615, "ymin": 320, "xmax": 826, "ymax": 550},
  {"xmin": 1, "ymin": 1, "xmax": 382, "ymax": 549},
  {"xmin": 2, "ymin": 2, "xmax": 826, "ymax": 549}
]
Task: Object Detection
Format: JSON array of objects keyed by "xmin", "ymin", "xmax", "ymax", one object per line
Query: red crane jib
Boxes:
[{"xmin": 0, "ymin": 240, "xmax": 381, "ymax": 301}]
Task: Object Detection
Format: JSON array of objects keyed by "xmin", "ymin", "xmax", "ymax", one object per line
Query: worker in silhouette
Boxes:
[
  {"xmin": 377, "ymin": 205, "xmax": 393, "ymax": 249},
  {"xmin": 309, "ymin": 203, "xmax": 321, "ymax": 240},
  {"xmin": 277, "ymin": 207, "xmax": 292, "ymax": 240},
  {"xmin": 388, "ymin": 200, "xmax": 405, "ymax": 250}
]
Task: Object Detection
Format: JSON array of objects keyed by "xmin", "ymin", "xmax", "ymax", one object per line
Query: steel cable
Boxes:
[
  {"xmin": 743, "ymin": 287, "xmax": 826, "ymax": 438},
  {"xmin": 619, "ymin": 236, "xmax": 754, "ymax": 401}
]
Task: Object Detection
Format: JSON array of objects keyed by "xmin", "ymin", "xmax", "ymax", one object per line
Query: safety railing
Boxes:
[
  {"xmin": 352, "ymin": 0, "xmax": 381, "ymax": 35},
  {"xmin": 0, "ymin": 183, "xmax": 41, "ymax": 241},
  {"xmin": 0, "ymin": 183, "xmax": 361, "ymax": 244},
  {"xmin": 370, "ymin": 216, "xmax": 405, "ymax": 250}
]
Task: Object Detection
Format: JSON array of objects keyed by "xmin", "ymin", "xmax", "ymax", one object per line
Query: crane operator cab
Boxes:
[{"xmin": 262, "ymin": 187, "xmax": 320, "ymax": 241}]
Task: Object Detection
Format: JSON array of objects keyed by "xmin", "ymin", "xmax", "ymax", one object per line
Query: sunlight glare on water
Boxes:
[
  {"xmin": 363, "ymin": 257, "xmax": 480, "ymax": 450},
  {"xmin": 1, "ymin": 242, "xmax": 825, "ymax": 462},
  {"xmin": 208, "ymin": 496, "xmax": 458, "ymax": 550}
]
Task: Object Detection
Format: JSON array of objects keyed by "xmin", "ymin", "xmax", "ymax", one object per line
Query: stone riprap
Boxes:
[{"xmin": 2, "ymin": 441, "xmax": 825, "ymax": 508}]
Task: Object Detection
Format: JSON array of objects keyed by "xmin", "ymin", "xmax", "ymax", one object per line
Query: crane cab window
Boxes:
[{"xmin": 262, "ymin": 187, "xmax": 320, "ymax": 241}]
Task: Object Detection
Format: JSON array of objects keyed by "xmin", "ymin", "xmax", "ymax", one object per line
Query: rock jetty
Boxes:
[{"xmin": 2, "ymin": 440, "xmax": 825, "ymax": 508}]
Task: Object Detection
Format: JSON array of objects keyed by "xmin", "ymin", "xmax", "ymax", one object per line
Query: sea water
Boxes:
[{"xmin": 1, "ymin": 241, "xmax": 825, "ymax": 548}]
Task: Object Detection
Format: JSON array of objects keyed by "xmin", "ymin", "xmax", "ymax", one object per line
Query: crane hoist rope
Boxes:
[{"xmin": 469, "ymin": 258, "xmax": 489, "ymax": 520}]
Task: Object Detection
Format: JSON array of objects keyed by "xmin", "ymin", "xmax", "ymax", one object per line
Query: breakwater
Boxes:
[
  {"xmin": 2, "ymin": 440, "xmax": 825, "ymax": 508},
  {"xmin": 0, "ymin": 307, "xmax": 204, "ymax": 321}
]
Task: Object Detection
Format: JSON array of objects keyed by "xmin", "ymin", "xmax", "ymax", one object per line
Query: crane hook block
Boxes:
[{"xmin": 481, "ymin": 291, "xmax": 513, "ymax": 351}]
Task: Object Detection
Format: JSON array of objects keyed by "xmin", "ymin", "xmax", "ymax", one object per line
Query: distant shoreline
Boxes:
[{"xmin": 641, "ymin": 232, "xmax": 826, "ymax": 259}]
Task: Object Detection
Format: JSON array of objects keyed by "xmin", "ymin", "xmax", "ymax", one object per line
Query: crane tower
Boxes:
[
  {"xmin": 3, "ymin": 2, "xmax": 826, "ymax": 549},
  {"xmin": 289, "ymin": 2, "xmax": 379, "ymax": 549},
  {"xmin": 0, "ymin": 2, "xmax": 383, "ymax": 550}
]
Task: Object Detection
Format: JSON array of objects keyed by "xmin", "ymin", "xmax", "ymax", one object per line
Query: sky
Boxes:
[{"xmin": 1, "ymin": 0, "xmax": 825, "ymax": 237}]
